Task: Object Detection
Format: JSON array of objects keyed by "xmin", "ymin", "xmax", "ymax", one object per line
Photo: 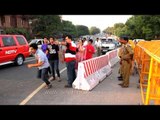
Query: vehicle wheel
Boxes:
[{"xmin": 15, "ymin": 55, "xmax": 24, "ymax": 66}]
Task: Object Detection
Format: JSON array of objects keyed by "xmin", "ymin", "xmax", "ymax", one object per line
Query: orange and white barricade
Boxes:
[
  {"xmin": 108, "ymin": 49, "xmax": 120, "ymax": 67},
  {"xmin": 72, "ymin": 54, "xmax": 112, "ymax": 91}
]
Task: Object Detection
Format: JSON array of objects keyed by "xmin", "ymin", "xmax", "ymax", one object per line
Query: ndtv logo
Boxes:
[{"xmin": 5, "ymin": 50, "xmax": 17, "ymax": 55}]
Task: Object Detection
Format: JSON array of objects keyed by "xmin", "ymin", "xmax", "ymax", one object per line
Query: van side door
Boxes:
[
  {"xmin": 0, "ymin": 36, "xmax": 18, "ymax": 63},
  {"xmin": 15, "ymin": 36, "xmax": 30, "ymax": 58}
]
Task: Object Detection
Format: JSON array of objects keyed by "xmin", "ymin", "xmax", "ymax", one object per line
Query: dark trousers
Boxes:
[
  {"xmin": 48, "ymin": 66, "xmax": 51, "ymax": 74},
  {"xmin": 66, "ymin": 60, "xmax": 76, "ymax": 85},
  {"xmin": 37, "ymin": 68, "xmax": 50, "ymax": 85},
  {"xmin": 49, "ymin": 60, "xmax": 60, "ymax": 78}
]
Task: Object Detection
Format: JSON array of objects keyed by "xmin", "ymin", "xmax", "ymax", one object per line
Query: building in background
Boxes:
[{"xmin": 0, "ymin": 15, "xmax": 30, "ymax": 34}]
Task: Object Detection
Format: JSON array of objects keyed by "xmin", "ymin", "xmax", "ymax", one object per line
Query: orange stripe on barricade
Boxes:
[
  {"xmin": 84, "ymin": 62, "xmax": 88, "ymax": 78},
  {"xmin": 89, "ymin": 60, "xmax": 93, "ymax": 76},
  {"xmin": 85, "ymin": 62, "xmax": 89, "ymax": 77},
  {"xmin": 73, "ymin": 51, "xmax": 114, "ymax": 91}
]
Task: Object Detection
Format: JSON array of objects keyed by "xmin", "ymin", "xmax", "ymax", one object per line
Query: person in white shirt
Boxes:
[
  {"xmin": 83, "ymin": 37, "xmax": 88, "ymax": 47},
  {"xmin": 95, "ymin": 38, "xmax": 102, "ymax": 56}
]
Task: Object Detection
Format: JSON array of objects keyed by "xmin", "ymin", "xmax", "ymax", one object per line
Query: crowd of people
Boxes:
[
  {"xmin": 27, "ymin": 35, "xmax": 98, "ymax": 89},
  {"xmin": 27, "ymin": 34, "xmax": 135, "ymax": 90}
]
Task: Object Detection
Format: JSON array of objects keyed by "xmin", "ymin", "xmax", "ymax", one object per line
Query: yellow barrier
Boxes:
[
  {"xmin": 134, "ymin": 40, "xmax": 160, "ymax": 105},
  {"xmin": 128, "ymin": 40, "xmax": 135, "ymax": 49}
]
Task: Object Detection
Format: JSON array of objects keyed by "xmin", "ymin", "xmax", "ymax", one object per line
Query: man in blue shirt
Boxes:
[{"xmin": 27, "ymin": 43, "xmax": 52, "ymax": 89}]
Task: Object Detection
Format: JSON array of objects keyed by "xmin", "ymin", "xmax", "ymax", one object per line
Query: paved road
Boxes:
[
  {"xmin": 0, "ymin": 57, "xmax": 66, "ymax": 105},
  {"xmin": 0, "ymin": 55, "xmax": 141, "ymax": 105},
  {"xmin": 25, "ymin": 62, "xmax": 141, "ymax": 105}
]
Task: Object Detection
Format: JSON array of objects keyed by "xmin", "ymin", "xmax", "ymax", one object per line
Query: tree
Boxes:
[
  {"xmin": 122, "ymin": 15, "xmax": 160, "ymax": 40},
  {"xmin": 90, "ymin": 26, "xmax": 100, "ymax": 35},
  {"xmin": 113, "ymin": 23, "xmax": 125, "ymax": 36},
  {"xmin": 62, "ymin": 20, "xmax": 77, "ymax": 38},
  {"xmin": 76, "ymin": 25, "xmax": 90, "ymax": 37},
  {"xmin": 31, "ymin": 15, "xmax": 62, "ymax": 38},
  {"xmin": 103, "ymin": 27, "xmax": 114, "ymax": 35}
]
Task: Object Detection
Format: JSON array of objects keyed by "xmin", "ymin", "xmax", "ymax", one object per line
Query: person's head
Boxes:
[
  {"xmin": 65, "ymin": 35, "xmax": 72, "ymax": 43},
  {"xmin": 96, "ymin": 38, "xmax": 99, "ymax": 41},
  {"xmin": 29, "ymin": 43, "xmax": 38, "ymax": 54},
  {"xmin": 54, "ymin": 40, "xmax": 59, "ymax": 45},
  {"xmin": 78, "ymin": 39, "xmax": 83, "ymax": 46},
  {"xmin": 83, "ymin": 37, "xmax": 86, "ymax": 41},
  {"xmin": 43, "ymin": 37, "xmax": 48, "ymax": 44},
  {"xmin": 49, "ymin": 37, "xmax": 55, "ymax": 44},
  {"xmin": 119, "ymin": 36, "xmax": 128, "ymax": 44},
  {"xmin": 88, "ymin": 39, "xmax": 93, "ymax": 44}
]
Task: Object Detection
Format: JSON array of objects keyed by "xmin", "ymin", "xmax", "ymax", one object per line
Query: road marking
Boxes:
[{"xmin": 19, "ymin": 67, "xmax": 67, "ymax": 105}]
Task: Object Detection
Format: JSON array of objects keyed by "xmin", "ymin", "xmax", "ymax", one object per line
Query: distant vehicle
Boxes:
[
  {"xmin": 0, "ymin": 35, "xmax": 30, "ymax": 66},
  {"xmin": 133, "ymin": 39, "xmax": 145, "ymax": 43},
  {"xmin": 101, "ymin": 37, "xmax": 116, "ymax": 55},
  {"xmin": 29, "ymin": 39, "xmax": 44, "ymax": 49}
]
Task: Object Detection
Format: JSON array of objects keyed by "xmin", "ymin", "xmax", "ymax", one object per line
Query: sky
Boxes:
[{"xmin": 62, "ymin": 15, "xmax": 132, "ymax": 32}]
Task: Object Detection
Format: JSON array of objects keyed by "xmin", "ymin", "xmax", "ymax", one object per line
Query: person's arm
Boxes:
[
  {"xmin": 46, "ymin": 49, "xmax": 49, "ymax": 55},
  {"xmin": 56, "ymin": 45, "xmax": 64, "ymax": 63},
  {"xmin": 27, "ymin": 55, "xmax": 44, "ymax": 68},
  {"xmin": 27, "ymin": 61, "xmax": 44, "ymax": 68},
  {"xmin": 122, "ymin": 46, "xmax": 133, "ymax": 60}
]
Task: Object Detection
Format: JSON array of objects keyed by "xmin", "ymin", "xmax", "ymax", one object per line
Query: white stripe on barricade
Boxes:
[
  {"xmin": 108, "ymin": 48, "xmax": 120, "ymax": 67},
  {"xmin": 72, "ymin": 54, "xmax": 112, "ymax": 91}
]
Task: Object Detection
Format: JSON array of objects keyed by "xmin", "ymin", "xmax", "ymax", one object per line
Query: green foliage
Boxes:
[
  {"xmin": 90, "ymin": 27, "xmax": 100, "ymax": 35},
  {"xmin": 31, "ymin": 15, "xmax": 62, "ymax": 38},
  {"xmin": 4, "ymin": 28, "xmax": 31, "ymax": 40},
  {"xmin": 62, "ymin": 20, "xmax": 77, "ymax": 37},
  {"xmin": 113, "ymin": 23, "xmax": 125, "ymax": 37},
  {"xmin": 76, "ymin": 25, "xmax": 90, "ymax": 37},
  {"xmin": 123, "ymin": 15, "xmax": 160, "ymax": 40},
  {"xmin": 103, "ymin": 27, "xmax": 114, "ymax": 35},
  {"xmin": 30, "ymin": 15, "xmax": 89, "ymax": 39}
]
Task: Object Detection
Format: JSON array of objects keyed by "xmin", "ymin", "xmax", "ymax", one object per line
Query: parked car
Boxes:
[
  {"xmin": 29, "ymin": 39, "xmax": 44, "ymax": 49},
  {"xmin": 0, "ymin": 35, "xmax": 30, "ymax": 66},
  {"xmin": 101, "ymin": 37, "xmax": 116, "ymax": 55}
]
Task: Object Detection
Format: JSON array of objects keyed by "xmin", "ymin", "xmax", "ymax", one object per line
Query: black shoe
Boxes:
[
  {"xmin": 117, "ymin": 76, "xmax": 123, "ymax": 79},
  {"xmin": 118, "ymin": 83, "xmax": 123, "ymax": 86},
  {"xmin": 121, "ymin": 85, "xmax": 129, "ymax": 88},
  {"xmin": 64, "ymin": 84, "xmax": 72, "ymax": 88},
  {"xmin": 118, "ymin": 78, "xmax": 123, "ymax": 81}
]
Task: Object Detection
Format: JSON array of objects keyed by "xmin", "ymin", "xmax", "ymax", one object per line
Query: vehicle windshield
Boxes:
[
  {"xmin": 102, "ymin": 39, "xmax": 113, "ymax": 44},
  {"xmin": 30, "ymin": 39, "xmax": 37, "ymax": 43}
]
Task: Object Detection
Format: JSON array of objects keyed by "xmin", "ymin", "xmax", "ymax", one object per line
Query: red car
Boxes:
[{"xmin": 0, "ymin": 35, "xmax": 30, "ymax": 66}]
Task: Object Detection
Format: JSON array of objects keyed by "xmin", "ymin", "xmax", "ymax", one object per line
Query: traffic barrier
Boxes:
[
  {"xmin": 108, "ymin": 49, "xmax": 120, "ymax": 67},
  {"xmin": 72, "ymin": 53, "xmax": 112, "ymax": 91},
  {"xmin": 134, "ymin": 40, "xmax": 160, "ymax": 105}
]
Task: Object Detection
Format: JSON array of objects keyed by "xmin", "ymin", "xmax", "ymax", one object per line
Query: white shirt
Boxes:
[
  {"xmin": 83, "ymin": 40, "xmax": 88, "ymax": 47},
  {"xmin": 95, "ymin": 40, "xmax": 102, "ymax": 47}
]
